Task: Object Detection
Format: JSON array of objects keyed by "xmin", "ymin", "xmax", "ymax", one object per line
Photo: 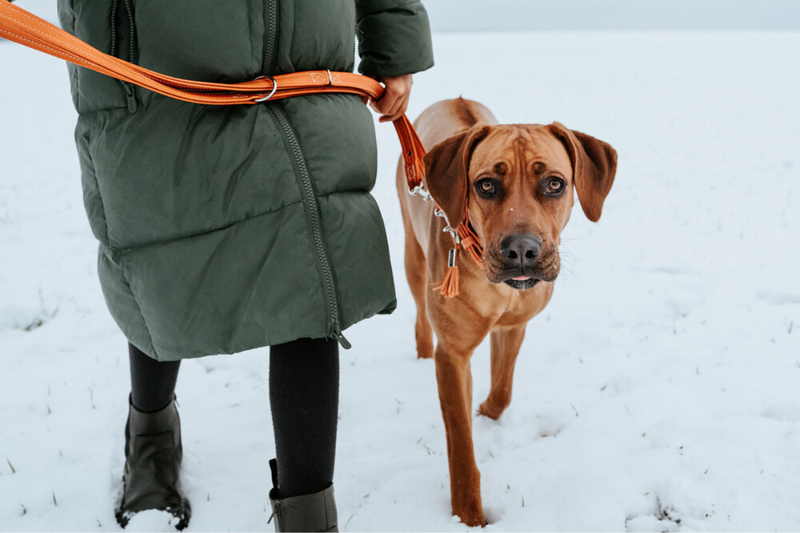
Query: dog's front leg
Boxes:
[
  {"xmin": 434, "ymin": 342, "xmax": 486, "ymax": 527},
  {"xmin": 479, "ymin": 324, "xmax": 527, "ymax": 420}
]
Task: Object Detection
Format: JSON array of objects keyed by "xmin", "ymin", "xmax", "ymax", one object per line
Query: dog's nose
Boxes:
[{"xmin": 500, "ymin": 234, "xmax": 542, "ymax": 269}]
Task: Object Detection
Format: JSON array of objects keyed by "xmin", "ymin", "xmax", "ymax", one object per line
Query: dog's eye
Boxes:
[
  {"xmin": 476, "ymin": 179, "xmax": 498, "ymax": 198},
  {"xmin": 547, "ymin": 178, "xmax": 564, "ymax": 194}
]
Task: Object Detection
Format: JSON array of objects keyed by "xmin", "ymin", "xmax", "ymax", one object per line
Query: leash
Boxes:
[{"xmin": 0, "ymin": 0, "xmax": 481, "ymax": 297}]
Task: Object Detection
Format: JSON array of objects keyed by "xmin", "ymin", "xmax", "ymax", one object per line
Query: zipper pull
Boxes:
[
  {"xmin": 336, "ymin": 333, "xmax": 352, "ymax": 350},
  {"xmin": 122, "ymin": 82, "xmax": 138, "ymax": 113},
  {"xmin": 332, "ymin": 322, "xmax": 352, "ymax": 350}
]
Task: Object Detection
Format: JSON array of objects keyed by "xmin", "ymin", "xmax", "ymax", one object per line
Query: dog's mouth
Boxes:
[
  {"xmin": 502, "ymin": 276, "xmax": 540, "ymax": 291},
  {"xmin": 485, "ymin": 252, "xmax": 560, "ymax": 290}
]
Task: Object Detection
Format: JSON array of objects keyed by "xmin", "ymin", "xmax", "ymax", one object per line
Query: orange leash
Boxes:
[{"xmin": 0, "ymin": 0, "xmax": 481, "ymax": 297}]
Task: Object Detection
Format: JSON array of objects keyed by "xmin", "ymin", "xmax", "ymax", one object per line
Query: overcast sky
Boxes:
[
  {"xmin": 5, "ymin": 1, "xmax": 799, "ymax": 34},
  {"xmin": 424, "ymin": 0, "xmax": 800, "ymax": 32}
]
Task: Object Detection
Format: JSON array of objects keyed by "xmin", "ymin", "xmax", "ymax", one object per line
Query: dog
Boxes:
[{"xmin": 396, "ymin": 98, "xmax": 617, "ymax": 527}]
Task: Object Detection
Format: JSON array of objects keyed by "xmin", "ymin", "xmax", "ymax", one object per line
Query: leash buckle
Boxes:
[{"xmin": 254, "ymin": 75, "xmax": 278, "ymax": 102}]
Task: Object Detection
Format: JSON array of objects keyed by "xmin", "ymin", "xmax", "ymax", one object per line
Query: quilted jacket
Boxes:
[{"xmin": 57, "ymin": 0, "xmax": 434, "ymax": 360}]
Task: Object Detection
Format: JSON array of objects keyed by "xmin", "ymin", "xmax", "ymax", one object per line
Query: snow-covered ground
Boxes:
[{"xmin": 2, "ymin": 7, "xmax": 800, "ymax": 532}]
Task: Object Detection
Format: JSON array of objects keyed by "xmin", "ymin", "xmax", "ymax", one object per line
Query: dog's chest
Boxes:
[{"xmin": 492, "ymin": 281, "xmax": 554, "ymax": 327}]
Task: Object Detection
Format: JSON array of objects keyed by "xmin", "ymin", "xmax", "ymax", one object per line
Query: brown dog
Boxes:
[{"xmin": 396, "ymin": 98, "xmax": 617, "ymax": 526}]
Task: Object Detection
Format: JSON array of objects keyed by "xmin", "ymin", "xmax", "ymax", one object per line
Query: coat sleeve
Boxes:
[{"xmin": 355, "ymin": 0, "xmax": 434, "ymax": 77}]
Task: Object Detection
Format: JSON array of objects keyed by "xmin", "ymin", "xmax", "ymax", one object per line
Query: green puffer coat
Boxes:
[{"xmin": 57, "ymin": 0, "xmax": 434, "ymax": 361}]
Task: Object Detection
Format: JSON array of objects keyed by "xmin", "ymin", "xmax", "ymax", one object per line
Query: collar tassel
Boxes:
[{"xmin": 432, "ymin": 246, "xmax": 460, "ymax": 298}]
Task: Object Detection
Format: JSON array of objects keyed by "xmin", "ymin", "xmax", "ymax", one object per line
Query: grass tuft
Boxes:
[
  {"xmin": 7, "ymin": 458, "xmax": 15, "ymax": 474},
  {"xmin": 23, "ymin": 317, "xmax": 44, "ymax": 332}
]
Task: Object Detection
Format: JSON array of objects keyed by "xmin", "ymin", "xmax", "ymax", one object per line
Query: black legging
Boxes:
[
  {"xmin": 269, "ymin": 337, "xmax": 339, "ymax": 498},
  {"xmin": 129, "ymin": 344, "xmax": 181, "ymax": 413},
  {"xmin": 128, "ymin": 337, "xmax": 339, "ymax": 499}
]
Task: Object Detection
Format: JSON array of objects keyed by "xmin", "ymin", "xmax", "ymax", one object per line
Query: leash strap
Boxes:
[
  {"xmin": 0, "ymin": 0, "xmax": 482, "ymax": 295},
  {"xmin": 0, "ymin": 0, "xmax": 427, "ymax": 186}
]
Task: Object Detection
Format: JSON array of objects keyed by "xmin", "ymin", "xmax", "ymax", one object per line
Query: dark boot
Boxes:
[
  {"xmin": 268, "ymin": 459, "xmax": 338, "ymax": 532},
  {"xmin": 116, "ymin": 396, "xmax": 190, "ymax": 530}
]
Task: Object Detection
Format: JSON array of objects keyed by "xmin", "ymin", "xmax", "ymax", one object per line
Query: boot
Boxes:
[
  {"xmin": 268, "ymin": 459, "xmax": 338, "ymax": 532},
  {"xmin": 115, "ymin": 396, "xmax": 190, "ymax": 530}
]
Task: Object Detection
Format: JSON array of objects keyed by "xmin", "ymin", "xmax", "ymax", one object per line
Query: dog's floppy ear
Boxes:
[
  {"xmin": 549, "ymin": 122, "xmax": 617, "ymax": 222},
  {"xmin": 423, "ymin": 124, "xmax": 492, "ymax": 226}
]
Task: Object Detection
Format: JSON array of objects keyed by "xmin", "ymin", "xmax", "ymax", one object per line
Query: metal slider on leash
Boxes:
[
  {"xmin": 254, "ymin": 71, "xmax": 332, "ymax": 102},
  {"xmin": 254, "ymin": 75, "xmax": 278, "ymax": 102}
]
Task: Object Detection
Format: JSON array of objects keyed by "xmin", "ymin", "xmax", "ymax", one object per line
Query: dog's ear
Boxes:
[
  {"xmin": 423, "ymin": 124, "xmax": 492, "ymax": 226},
  {"xmin": 549, "ymin": 122, "xmax": 617, "ymax": 222}
]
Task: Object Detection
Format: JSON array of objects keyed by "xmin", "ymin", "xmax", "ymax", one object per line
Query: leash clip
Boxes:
[
  {"xmin": 442, "ymin": 226, "xmax": 460, "ymax": 243},
  {"xmin": 408, "ymin": 185, "xmax": 431, "ymax": 201},
  {"xmin": 254, "ymin": 75, "xmax": 278, "ymax": 102}
]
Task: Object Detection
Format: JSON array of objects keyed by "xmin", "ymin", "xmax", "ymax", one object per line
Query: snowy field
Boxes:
[{"xmin": 2, "ymin": 10, "xmax": 800, "ymax": 533}]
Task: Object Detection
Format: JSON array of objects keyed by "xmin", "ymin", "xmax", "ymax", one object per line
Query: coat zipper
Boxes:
[
  {"xmin": 268, "ymin": 106, "xmax": 350, "ymax": 349},
  {"xmin": 110, "ymin": 0, "xmax": 138, "ymax": 113},
  {"xmin": 261, "ymin": 0, "xmax": 279, "ymax": 76},
  {"xmin": 262, "ymin": 0, "xmax": 350, "ymax": 349},
  {"xmin": 121, "ymin": 0, "xmax": 137, "ymax": 112}
]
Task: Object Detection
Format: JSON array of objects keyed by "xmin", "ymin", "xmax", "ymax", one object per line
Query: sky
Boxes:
[
  {"xmin": 424, "ymin": 0, "xmax": 800, "ymax": 32},
  {"xmin": 9, "ymin": 1, "xmax": 800, "ymax": 33}
]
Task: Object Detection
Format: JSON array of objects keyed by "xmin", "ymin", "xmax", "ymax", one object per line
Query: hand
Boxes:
[{"xmin": 368, "ymin": 74, "xmax": 413, "ymax": 123}]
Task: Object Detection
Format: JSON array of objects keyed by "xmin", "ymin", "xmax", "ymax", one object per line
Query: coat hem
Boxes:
[{"xmin": 146, "ymin": 293, "xmax": 397, "ymax": 362}]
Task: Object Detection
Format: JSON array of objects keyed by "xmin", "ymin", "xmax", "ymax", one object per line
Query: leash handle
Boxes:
[{"xmin": 0, "ymin": 0, "xmax": 426, "ymax": 186}]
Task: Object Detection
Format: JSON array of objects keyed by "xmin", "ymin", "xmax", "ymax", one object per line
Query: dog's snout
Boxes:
[{"xmin": 500, "ymin": 234, "xmax": 542, "ymax": 267}]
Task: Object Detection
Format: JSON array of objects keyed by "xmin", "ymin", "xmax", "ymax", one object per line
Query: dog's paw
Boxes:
[
  {"xmin": 452, "ymin": 510, "xmax": 487, "ymax": 528},
  {"xmin": 478, "ymin": 400, "xmax": 504, "ymax": 420}
]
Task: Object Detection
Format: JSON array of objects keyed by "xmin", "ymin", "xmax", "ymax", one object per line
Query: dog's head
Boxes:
[{"xmin": 423, "ymin": 123, "xmax": 617, "ymax": 290}]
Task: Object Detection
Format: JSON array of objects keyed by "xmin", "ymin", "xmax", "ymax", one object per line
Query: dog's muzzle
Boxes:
[{"xmin": 493, "ymin": 233, "xmax": 552, "ymax": 290}]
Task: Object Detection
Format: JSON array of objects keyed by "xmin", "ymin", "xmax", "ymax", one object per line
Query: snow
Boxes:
[{"xmin": 2, "ymin": 6, "xmax": 800, "ymax": 532}]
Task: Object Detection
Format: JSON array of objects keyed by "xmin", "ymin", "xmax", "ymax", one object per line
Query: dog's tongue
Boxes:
[{"xmin": 512, "ymin": 276, "xmax": 530, "ymax": 281}]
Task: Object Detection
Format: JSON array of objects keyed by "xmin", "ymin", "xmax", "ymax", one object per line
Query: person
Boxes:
[{"xmin": 56, "ymin": 1, "xmax": 433, "ymax": 531}]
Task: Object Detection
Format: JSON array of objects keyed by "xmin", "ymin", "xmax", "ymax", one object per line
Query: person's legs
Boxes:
[
  {"xmin": 269, "ymin": 337, "xmax": 339, "ymax": 498},
  {"xmin": 129, "ymin": 343, "xmax": 181, "ymax": 412},
  {"xmin": 117, "ymin": 343, "xmax": 189, "ymax": 529}
]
